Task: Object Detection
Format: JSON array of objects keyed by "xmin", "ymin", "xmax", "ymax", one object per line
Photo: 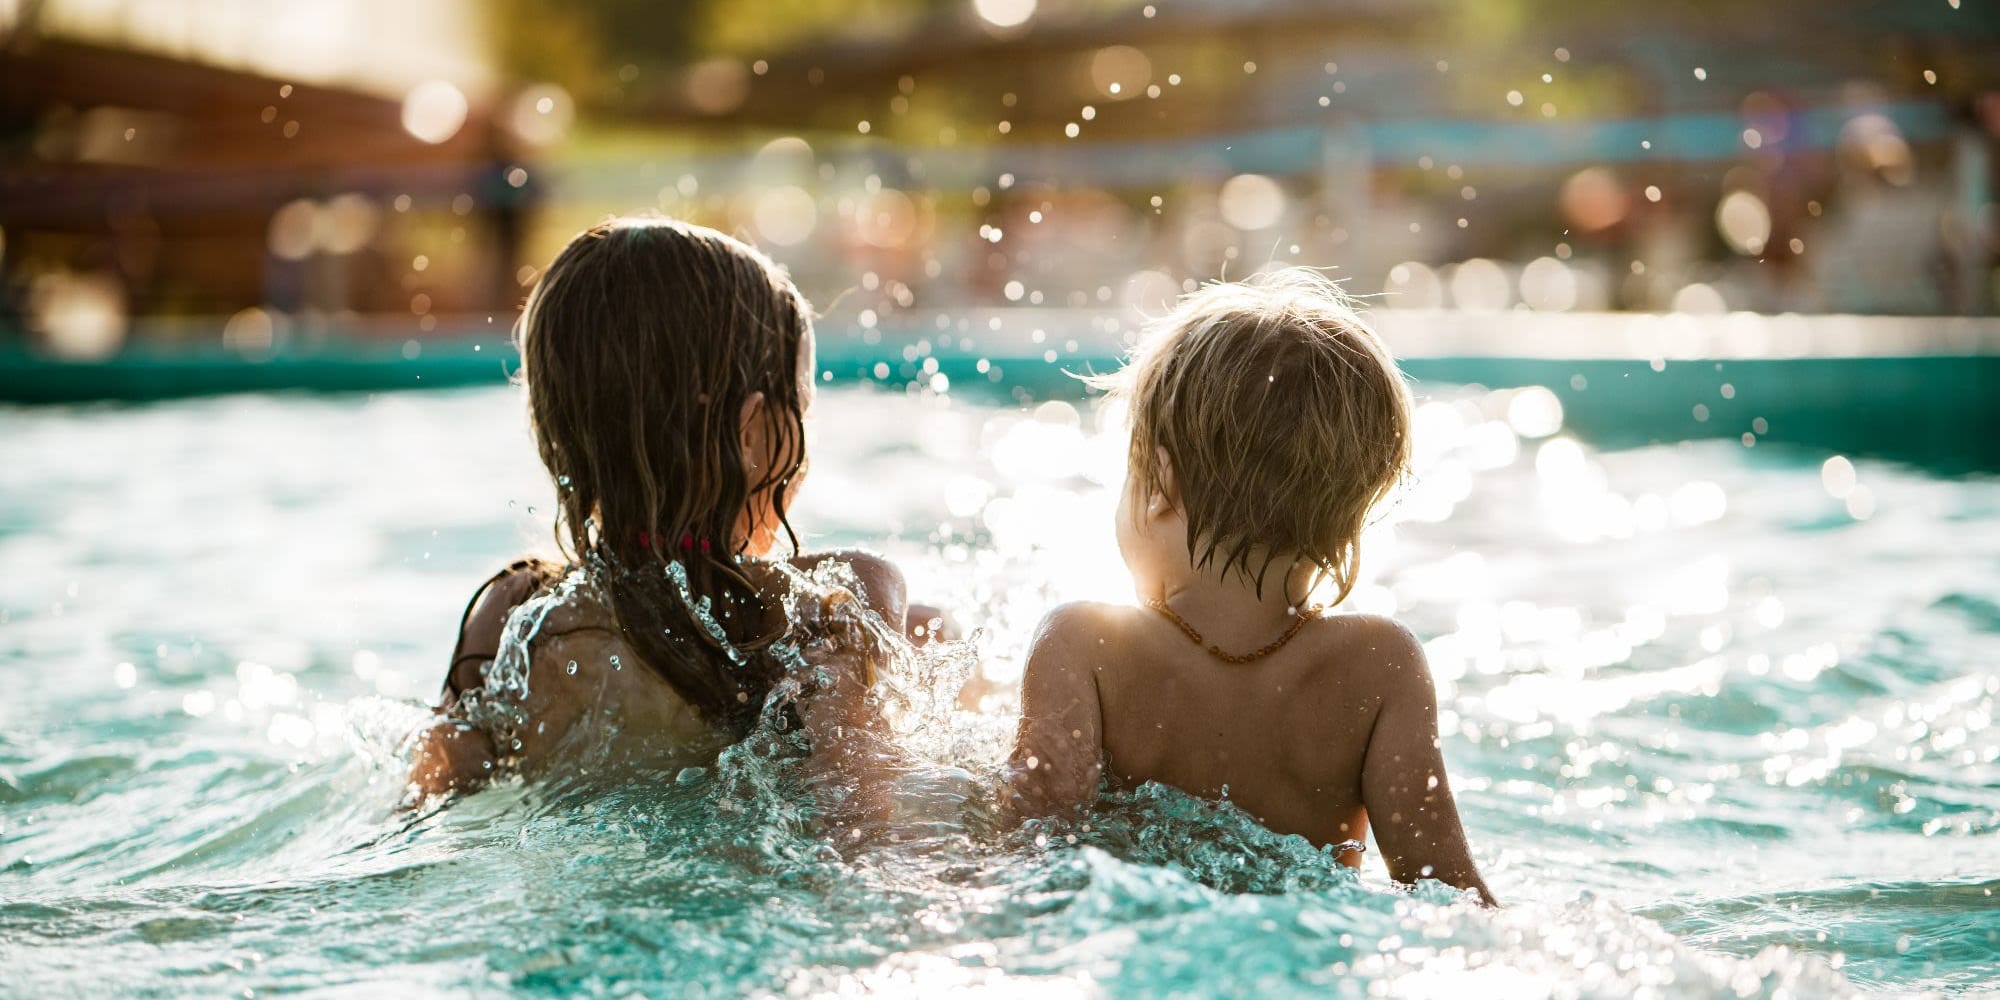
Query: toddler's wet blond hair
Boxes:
[{"xmin": 1099, "ymin": 267, "xmax": 1411, "ymax": 605}]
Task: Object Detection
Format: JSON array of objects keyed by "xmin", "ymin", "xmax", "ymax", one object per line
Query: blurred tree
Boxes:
[
  {"xmin": 697, "ymin": 0, "xmax": 941, "ymax": 56},
  {"xmin": 490, "ymin": 0, "xmax": 965, "ymax": 104},
  {"xmin": 489, "ymin": 0, "xmax": 702, "ymax": 99}
]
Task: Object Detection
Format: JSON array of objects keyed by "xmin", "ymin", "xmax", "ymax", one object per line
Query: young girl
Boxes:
[{"xmin": 407, "ymin": 217, "xmax": 904, "ymax": 799}]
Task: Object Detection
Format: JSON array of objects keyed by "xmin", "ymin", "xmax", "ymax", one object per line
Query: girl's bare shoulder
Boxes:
[{"xmin": 447, "ymin": 558, "xmax": 565, "ymax": 697}]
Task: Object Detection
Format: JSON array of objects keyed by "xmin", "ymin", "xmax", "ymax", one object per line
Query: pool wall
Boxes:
[{"xmin": 3, "ymin": 310, "xmax": 1996, "ymax": 468}]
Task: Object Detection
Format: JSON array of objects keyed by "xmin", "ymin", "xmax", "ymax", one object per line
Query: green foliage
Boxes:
[
  {"xmin": 489, "ymin": 0, "xmax": 702, "ymax": 98},
  {"xmin": 697, "ymin": 0, "xmax": 941, "ymax": 56}
]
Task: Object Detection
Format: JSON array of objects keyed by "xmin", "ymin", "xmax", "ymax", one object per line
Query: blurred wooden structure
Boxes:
[{"xmin": 0, "ymin": 35, "xmax": 529, "ymax": 342}]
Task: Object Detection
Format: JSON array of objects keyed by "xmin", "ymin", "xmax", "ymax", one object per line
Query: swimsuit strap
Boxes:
[{"xmin": 443, "ymin": 558, "xmax": 564, "ymax": 699}]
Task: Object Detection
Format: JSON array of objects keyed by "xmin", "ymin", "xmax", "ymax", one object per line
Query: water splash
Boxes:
[
  {"xmin": 5, "ymin": 386, "xmax": 1994, "ymax": 996},
  {"xmin": 453, "ymin": 569, "xmax": 586, "ymax": 758}
]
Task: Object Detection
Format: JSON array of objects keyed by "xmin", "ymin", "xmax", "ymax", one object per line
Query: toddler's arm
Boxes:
[
  {"xmin": 999, "ymin": 605, "xmax": 1107, "ymax": 823},
  {"xmin": 1359, "ymin": 622, "xmax": 1496, "ymax": 905}
]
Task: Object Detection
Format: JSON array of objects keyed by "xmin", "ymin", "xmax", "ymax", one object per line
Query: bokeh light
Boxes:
[
  {"xmin": 685, "ymin": 58, "xmax": 749, "ymax": 115},
  {"xmin": 1559, "ymin": 167, "xmax": 1629, "ymax": 233},
  {"xmin": 400, "ymin": 80, "xmax": 468, "ymax": 144},
  {"xmin": 1090, "ymin": 45, "xmax": 1152, "ymax": 100},
  {"xmin": 1519, "ymin": 256, "xmax": 1577, "ymax": 312},
  {"xmin": 1448, "ymin": 258, "xmax": 1510, "ymax": 311},
  {"xmin": 30, "ymin": 271, "xmax": 126, "ymax": 360},
  {"xmin": 318, "ymin": 193, "xmax": 379, "ymax": 255},
  {"xmin": 855, "ymin": 188, "xmax": 919, "ymax": 248},
  {"xmin": 508, "ymin": 84, "xmax": 575, "ymax": 146},
  {"xmin": 1839, "ymin": 113, "xmax": 1916, "ymax": 186},
  {"xmin": 267, "ymin": 199, "xmax": 319, "ymax": 261},
  {"xmin": 1218, "ymin": 173, "xmax": 1286, "ymax": 231},
  {"xmin": 754, "ymin": 186, "xmax": 818, "ymax": 246},
  {"xmin": 1384, "ymin": 261, "xmax": 1444, "ymax": 308},
  {"xmin": 973, "ymin": 0, "xmax": 1037, "ymax": 29},
  {"xmin": 223, "ymin": 307, "xmax": 277, "ymax": 354},
  {"xmin": 1715, "ymin": 190, "xmax": 1771, "ymax": 256}
]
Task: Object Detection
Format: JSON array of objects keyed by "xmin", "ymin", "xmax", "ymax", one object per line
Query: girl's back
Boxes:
[{"xmin": 412, "ymin": 563, "xmax": 728, "ymax": 795}]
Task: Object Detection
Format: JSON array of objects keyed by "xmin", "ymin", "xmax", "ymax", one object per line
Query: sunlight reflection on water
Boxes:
[{"xmin": 0, "ymin": 383, "xmax": 1995, "ymax": 996}]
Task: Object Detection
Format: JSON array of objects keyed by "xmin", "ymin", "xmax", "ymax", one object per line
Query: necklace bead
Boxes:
[{"xmin": 1145, "ymin": 599, "xmax": 1323, "ymax": 663}]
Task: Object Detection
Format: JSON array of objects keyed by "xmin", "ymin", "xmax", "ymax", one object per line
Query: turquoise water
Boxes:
[{"xmin": 2, "ymin": 384, "xmax": 1995, "ymax": 997}]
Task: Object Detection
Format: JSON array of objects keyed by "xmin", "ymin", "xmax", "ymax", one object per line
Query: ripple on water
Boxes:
[{"xmin": 1, "ymin": 387, "xmax": 1995, "ymax": 997}]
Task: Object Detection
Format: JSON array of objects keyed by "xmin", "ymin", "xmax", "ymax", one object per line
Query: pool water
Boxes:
[{"xmin": 2, "ymin": 384, "xmax": 1995, "ymax": 997}]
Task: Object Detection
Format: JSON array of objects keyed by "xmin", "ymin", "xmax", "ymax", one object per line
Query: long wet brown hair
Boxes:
[{"xmin": 518, "ymin": 217, "xmax": 811, "ymax": 734}]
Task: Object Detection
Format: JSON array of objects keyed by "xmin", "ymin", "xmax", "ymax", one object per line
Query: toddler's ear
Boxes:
[{"xmin": 1150, "ymin": 447, "xmax": 1181, "ymax": 514}]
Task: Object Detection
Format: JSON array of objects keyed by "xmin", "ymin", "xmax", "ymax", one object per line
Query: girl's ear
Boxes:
[
  {"xmin": 1149, "ymin": 446, "xmax": 1180, "ymax": 516},
  {"xmin": 739, "ymin": 391, "xmax": 769, "ymax": 477}
]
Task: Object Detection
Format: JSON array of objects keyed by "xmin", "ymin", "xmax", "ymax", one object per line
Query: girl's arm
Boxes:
[
  {"xmin": 788, "ymin": 549, "xmax": 959, "ymax": 646},
  {"xmin": 406, "ymin": 718, "xmax": 499, "ymax": 799},
  {"xmin": 406, "ymin": 561, "xmax": 586, "ymax": 801},
  {"xmin": 998, "ymin": 604, "xmax": 1108, "ymax": 824},
  {"xmin": 795, "ymin": 607, "xmax": 900, "ymax": 831},
  {"xmin": 788, "ymin": 550, "xmax": 907, "ymax": 633},
  {"xmin": 786, "ymin": 554, "xmax": 909, "ymax": 834},
  {"xmin": 405, "ymin": 566, "xmax": 540, "ymax": 800},
  {"xmin": 1359, "ymin": 624, "xmax": 1496, "ymax": 906}
]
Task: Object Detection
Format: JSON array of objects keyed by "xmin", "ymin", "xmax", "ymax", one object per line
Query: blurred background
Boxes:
[
  {"xmin": 1, "ymin": 0, "xmax": 1996, "ymax": 458},
  {"xmin": 9, "ymin": 6, "xmax": 2000, "ymax": 995}
]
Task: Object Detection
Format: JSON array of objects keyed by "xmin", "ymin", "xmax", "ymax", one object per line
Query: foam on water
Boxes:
[{"xmin": 1, "ymin": 385, "xmax": 1995, "ymax": 996}]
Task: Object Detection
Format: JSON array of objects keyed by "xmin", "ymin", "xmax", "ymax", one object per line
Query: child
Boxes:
[
  {"xmin": 407, "ymin": 217, "xmax": 901, "ymax": 800},
  {"xmin": 1000, "ymin": 269, "xmax": 1495, "ymax": 905}
]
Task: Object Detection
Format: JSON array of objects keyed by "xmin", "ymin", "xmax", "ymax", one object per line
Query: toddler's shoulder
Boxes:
[
  {"xmin": 1033, "ymin": 600, "xmax": 1141, "ymax": 648},
  {"xmin": 1320, "ymin": 612, "xmax": 1432, "ymax": 700},
  {"xmin": 1322, "ymin": 612, "xmax": 1422, "ymax": 651},
  {"xmin": 1315, "ymin": 613, "xmax": 1432, "ymax": 691}
]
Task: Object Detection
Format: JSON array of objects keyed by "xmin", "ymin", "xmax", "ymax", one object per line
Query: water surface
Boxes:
[{"xmin": 2, "ymin": 384, "xmax": 1995, "ymax": 996}]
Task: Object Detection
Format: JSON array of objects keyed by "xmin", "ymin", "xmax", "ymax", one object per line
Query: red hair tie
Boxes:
[{"xmin": 636, "ymin": 531, "xmax": 709, "ymax": 553}]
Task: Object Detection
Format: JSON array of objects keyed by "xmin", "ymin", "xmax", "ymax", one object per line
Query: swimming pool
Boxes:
[{"xmin": 2, "ymin": 383, "xmax": 1994, "ymax": 996}]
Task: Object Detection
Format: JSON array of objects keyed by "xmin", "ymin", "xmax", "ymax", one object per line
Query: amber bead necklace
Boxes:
[{"xmin": 1145, "ymin": 598, "xmax": 1324, "ymax": 664}]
